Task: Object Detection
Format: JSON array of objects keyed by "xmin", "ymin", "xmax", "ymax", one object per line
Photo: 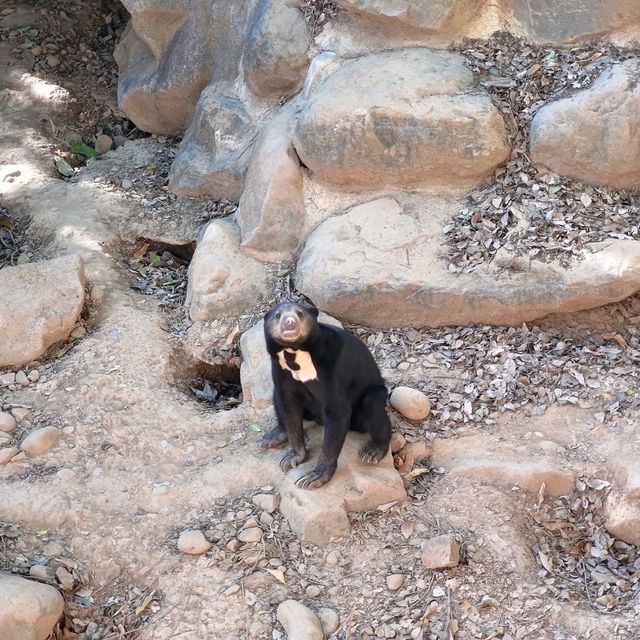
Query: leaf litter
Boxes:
[{"xmin": 446, "ymin": 33, "xmax": 640, "ymax": 273}]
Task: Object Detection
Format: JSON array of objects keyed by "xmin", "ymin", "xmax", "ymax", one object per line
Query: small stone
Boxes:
[
  {"xmin": 27, "ymin": 370, "xmax": 40, "ymax": 383},
  {"xmin": 305, "ymin": 584, "xmax": 321, "ymax": 597},
  {"xmin": 113, "ymin": 135, "xmax": 127, "ymax": 148},
  {"xmin": 85, "ymin": 622, "xmax": 99, "ymax": 638},
  {"xmin": 277, "ymin": 600, "xmax": 324, "ymax": 640},
  {"xmin": 11, "ymin": 407, "xmax": 31, "ymax": 422},
  {"xmin": 386, "ymin": 574, "xmax": 405, "ymax": 591},
  {"xmin": 21, "ymin": 427, "xmax": 60, "ymax": 456},
  {"xmin": 70, "ymin": 326, "xmax": 86, "ymax": 339},
  {"xmin": 0, "ymin": 433, "xmax": 11, "ymax": 445},
  {"xmin": 226, "ymin": 538, "xmax": 240, "ymax": 552},
  {"xmin": 0, "ymin": 372, "xmax": 15, "ymax": 386},
  {"xmin": 177, "ymin": 529, "xmax": 212, "ymax": 555},
  {"xmin": 29, "ymin": 564, "xmax": 52, "ymax": 580},
  {"xmin": 0, "ymin": 447, "xmax": 19, "ymax": 464},
  {"xmin": 238, "ymin": 527, "xmax": 263, "ymax": 543},
  {"xmin": 252, "ymin": 493, "xmax": 280, "ymax": 513},
  {"xmin": 224, "ymin": 584, "xmax": 241, "ymax": 596},
  {"xmin": 43, "ymin": 542, "xmax": 63, "ymax": 557},
  {"xmin": 259, "ymin": 511, "xmax": 274, "ymax": 526},
  {"xmin": 318, "ymin": 607, "xmax": 340, "ymax": 636},
  {"xmin": 0, "ymin": 412, "xmax": 17, "ymax": 433},
  {"xmin": 242, "ymin": 517, "xmax": 260, "ymax": 529},
  {"xmin": 397, "ymin": 362, "xmax": 410, "ymax": 371},
  {"xmin": 31, "ymin": 45, "xmax": 42, "ymax": 57},
  {"xmin": 95, "ymin": 134, "xmax": 113, "ymax": 155},
  {"xmin": 326, "ymin": 550, "xmax": 340, "ymax": 566},
  {"xmin": 15, "ymin": 370, "xmax": 29, "ymax": 386},
  {"xmin": 56, "ymin": 468, "xmax": 76, "ymax": 480},
  {"xmin": 46, "ymin": 54, "xmax": 59, "ymax": 67},
  {"xmin": 121, "ymin": 178, "xmax": 133, "ymax": 190},
  {"xmin": 390, "ymin": 387, "xmax": 431, "ymax": 421},
  {"xmin": 55, "ymin": 566, "xmax": 74, "ymax": 590},
  {"xmin": 421, "ymin": 535, "xmax": 460, "ymax": 569},
  {"xmin": 389, "ymin": 433, "xmax": 406, "ymax": 453}
]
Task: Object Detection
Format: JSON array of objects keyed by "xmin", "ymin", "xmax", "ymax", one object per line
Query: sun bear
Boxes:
[{"xmin": 260, "ymin": 301, "xmax": 392, "ymax": 489}]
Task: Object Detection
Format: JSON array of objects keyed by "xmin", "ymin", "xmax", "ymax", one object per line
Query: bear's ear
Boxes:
[{"xmin": 305, "ymin": 304, "xmax": 319, "ymax": 319}]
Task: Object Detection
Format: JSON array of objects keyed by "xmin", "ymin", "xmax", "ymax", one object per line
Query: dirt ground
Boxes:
[{"xmin": 1, "ymin": 2, "xmax": 639, "ymax": 639}]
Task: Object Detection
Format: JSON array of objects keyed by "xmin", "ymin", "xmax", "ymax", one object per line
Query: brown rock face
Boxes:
[
  {"xmin": 0, "ymin": 255, "xmax": 85, "ymax": 368},
  {"xmin": 530, "ymin": 60, "xmax": 640, "ymax": 189},
  {"xmin": 293, "ymin": 48, "xmax": 510, "ymax": 191},
  {"xmin": 295, "ymin": 198, "xmax": 640, "ymax": 328}
]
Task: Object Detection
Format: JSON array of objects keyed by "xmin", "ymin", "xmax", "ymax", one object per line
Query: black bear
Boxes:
[{"xmin": 261, "ymin": 301, "xmax": 392, "ymax": 489}]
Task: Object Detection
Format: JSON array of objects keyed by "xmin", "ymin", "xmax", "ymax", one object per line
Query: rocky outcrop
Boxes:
[
  {"xmin": 279, "ymin": 427, "xmax": 406, "ymax": 545},
  {"xmin": 240, "ymin": 312, "xmax": 342, "ymax": 409},
  {"xmin": 185, "ymin": 220, "xmax": 268, "ymax": 322},
  {"xmin": 0, "ymin": 574, "xmax": 64, "ymax": 640},
  {"xmin": 294, "ymin": 48, "xmax": 510, "ymax": 191},
  {"xmin": 236, "ymin": 105, "xmax": 305, "ymax": 262},
  {"xmin": 530, "ymin": 59, "xmax": 640, "ymax": 189},
  {"xmin": 0, "ymin": 255, "xmax": 85, "ymax": 368},
  {"xmin": 295, "ymin": 197, "xmax": 640, "ymax": 328}
]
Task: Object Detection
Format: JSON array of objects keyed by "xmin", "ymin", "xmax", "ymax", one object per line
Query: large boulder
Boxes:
[
  {"xmin": 0, "ymin": 573, "xmax": 64, "ymax": 640},
  {"xmin": 509, "ymin": 0, "xmax": 640, "ymax": 43},
  {"xmin": 185, "ymin": 220, "xmax": 268, "ymax": 322},
  {"xmin": 236, "ymin": 105, "xmax": 305, "ymax": 262},
  {"xmin": 0, "ymin": 255, "xmax": 85, "ymax": 367},
  {"xmin": 293, "ymin": 48, "xmax": 510, "ymax": 191},
  {"xmin": 530, "ymin": 60, "xmax": 640, "ymax": 189},
  {"xmin": 295, "ymin": 197, "xmax": 640, "ymax": 328}
]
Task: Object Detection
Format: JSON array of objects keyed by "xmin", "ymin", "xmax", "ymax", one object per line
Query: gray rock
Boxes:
[
  {"xmin": 243, "ymin": 0, "xmax": 309, "ymax": 98},
  {"xmin": 21, "ymin": 427, "xmax": 60, "ymax": 457},
  {"xmin": 294, "ymin": 48, "xmax": 509, "ymax": 191},
  {"xmin": 296, "ymin": 197, "xmax": 640, "ymax": 328},
  {"xmin": 530, "ymin": 60, "xmax": 640, "ymax": 189},
  {"xmin": 236, "ymin": 104, "xmax": 305, "ymax": 262},
  {"xmin": 240, "ymin": 312, "xmax": 342, "ymax": 409},
  {"xmin": 277, "ymin": 600, "xmax": 324, "ymax": 640},
  {"xmin": 185, "ymin": 219, "xmax": 268, "ymax": 321},
  {"xmin": 0, "ymin": 573, "xmax": 64, "ymax": 640},
  {"xmin": 0, "ymin": 255, "xmax": 85, "ymax": 368},
  {"xmin": 169, "ymin": 87, "xmax": 254, "ymax": 199},
  {"xmin": 95, "ymin": 134, "xmax": 113, "ymax": 155}
]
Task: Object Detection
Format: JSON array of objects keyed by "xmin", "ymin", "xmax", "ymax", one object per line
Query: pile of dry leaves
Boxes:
[{"xmin": 446, "ymin": 34, "xmax": 639, "ymax": 272}]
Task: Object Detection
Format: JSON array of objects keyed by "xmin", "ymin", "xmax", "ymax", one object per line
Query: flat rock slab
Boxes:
[
  {"xmin": 240, "ymin": 312, "xmax": 342, "ymax": 409},
  {"xmin": 0, "ymin": 573, "xmax": 64, "ymax": 640},
  {"xmin": 530, "ymin": 59, "xmax": 640, "ymax": 189},
  {"xmin": 296, "ymin": 197, "xmax": 640, "ymax": 328},
  {"xmin": 279, "ymin": 428, "xmax": 406, "ymax": 545},
  {"xmin": 0, "ymin": 255, "xmax": 85, "ymax": 367},
  {"xmin": 293, "ymin": 48, "xmax": 509, "ymax": 191}
]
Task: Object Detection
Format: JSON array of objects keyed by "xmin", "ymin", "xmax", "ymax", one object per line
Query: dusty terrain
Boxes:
[{"xmin": 1, "ymin": 2, "xmax": 639, "ymax": 640}]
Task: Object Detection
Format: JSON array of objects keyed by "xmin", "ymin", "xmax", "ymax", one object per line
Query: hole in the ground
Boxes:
[{"xmin": 186, "ymin": 361, "xmax": 243, "ymax": 411}]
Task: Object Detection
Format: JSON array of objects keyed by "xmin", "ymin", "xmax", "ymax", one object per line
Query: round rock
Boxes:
[
  {"xmin": 389, "ymin": 432, "xmax": 407, "ymax": 453},
  {"xmin": 390, "ymin": 387, "xmax": 431, "ymax": 421},
  {"xmin": 386, "ymin": 574, "xmax": 405, "ymax": 591},
  {"xmin": 0, "ymin": 447, "xmax": 19, "ymax": 464},
  {"xmin": 0, "ymin": 573, "xmax": 64, "ymax": 640},
  {"xmin": 177, "ymin": 529, "xmax": 212, "ymax": 555},
  {"xmin": 238, "ymin": 527, "xmax": 263, "ymax": 544},
  {"xmin": 277, "ymin": 600, "xmax": 324, "ymax": 640},
  {"xmin": 95, "ymin": 134, "xmax": 113, "ymax": 155},
  {"xmin": 0, "ymin": 412, "xmax": 17, "ymax": 433},
  {"xmin": 318, "ymin": 607, "xmax": 340, "ymax": 636},
  {"xmin": 21, "ymin": 427, "xmax": 60, "ymax": 456}
]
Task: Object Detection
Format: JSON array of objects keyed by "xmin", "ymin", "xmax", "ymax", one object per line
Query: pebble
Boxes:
[
  {"xmin": 277, "ymin": 600, "xmax": 324, "ymax": 640},
  {"xmin": 386, "ymin": 574, "xmax": 405, "ymax": 591},
  {"xmin": 121, "ymin": 178, "xmax": 133, "ymax": 190},
  {"xmin": 70, "ymin": 326, "xmax": 86, "ymax": 339},
  {"xmin": 31, "ymin": 45, "xmax": 42, "ymax": 56},
  {"xmin": 15, "ymin": 370, "xmax": 29, "ymax": 386},
  {"xmin": 177, "ymin": 529, "xmax": 212, "ymax": 555},
  {"xmin": 0, "ymin": 372, "xmax": 15, "ymax": 386},
  {"xmin": 0, "ymin": 412, "xmax": 17, "ymax": 433},
  {"xmin": 43, "ymin": 542, "xmax": 63, "ymax": 557},
  {"xmin": 242, "ymin": 517, "xmax": 260, "ymax": 529},
  {"xmin": 226, "ymin": 538, "xmax": 240, "ymax": 552},
  {"xmin": 0, "ymin": 433, "xmax": 11, "ymax": 445},
  {"xmin": 318, "ymin": 607, "xmax": 340, "ymax": 636},
  {"xmin": 56, "ymin": 468, "xmax": 76, "ymax": 480},
  {"xmin": 238, "ymin": 527, "xmax": 263, "ymax": 543},
  {"xmin": 421, "ymin": 535, "xmax": 460, "ymax": 569},
  {"xmin": 95, "ymin": 134, "xmax": 113, "ymax": 155},
  {"xmin": 55, "ymin": 566, "xmax": 74, "ymax": 590},
  {"xmin": 224, "ymin": 584, "xmax": 240, "ymax": 596},
  {"xmin": 11, "ymin": 407, "xmax": 31, "ymax": 422},
  {"xmin": 46, "ymin": 54, "xmax": 59, "ymax": 67},
  {"xmin": 0, "ymin": 447, "xmax": 19, "ymax": 464},
  {"xmin": 20, "ymin": 427, "xmax": 60, "ymax": 456},
  {"xmin": 326, "ymin": 550, "xmax": 340, "ymax": 566},
  {"xmin": 252, "ymin": 493, "xmax": 280, "ymax": 513},
  {"xmin": 259, "ymin": 511, "xmax": 274, "ymax": 526},
  {"xmin": 389, "ymin": 432, "xmax": 406, "ymax": 453},
  {"xmin": 27, "ymin": 370, "xmax": 40, "ymax": 383},
  {"xmin": 113, "ymin": 134, "xmax": 127, "ymax": 148},
  {"xmin": 29, "ymin": 564, "xmax": 51, "ymax": 580},
  {"xmin": 305, "ymin": 584, "xmax": 321, "ymax": 597},
  {"xmin": 390, "ymin": 387, "xmax": 431, "ymax": 421},
  {"xmin": 397, "ymin": 362, "xmax": 410, "ymax": 371}
]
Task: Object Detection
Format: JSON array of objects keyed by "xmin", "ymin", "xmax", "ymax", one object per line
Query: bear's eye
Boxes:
[
  {"xmin": 296, "ymin": 311, "xmax": 303, "ymax": 318},
  {"xmin": 276, "ymin": 312, "xmax": 281, "ymax": 319}
]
